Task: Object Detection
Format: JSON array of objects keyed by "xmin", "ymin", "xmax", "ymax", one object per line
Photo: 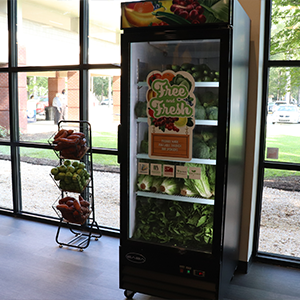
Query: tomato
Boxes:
[{"xmin": 148, "ymin": 73, "xmax": 162, "ymax": 86}]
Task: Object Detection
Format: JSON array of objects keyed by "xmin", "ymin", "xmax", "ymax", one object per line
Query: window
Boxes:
[{"xmin": 0, "ymin": 0, "xmax": 127, "ymax": 232}]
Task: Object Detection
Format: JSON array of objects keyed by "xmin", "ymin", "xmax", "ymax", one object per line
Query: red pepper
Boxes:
[{"xmin": 148, "ymin": 108, "xmax": 155, "ymax": 118}]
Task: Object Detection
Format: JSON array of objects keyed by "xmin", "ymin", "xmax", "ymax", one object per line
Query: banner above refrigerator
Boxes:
[{"xmin": 121, "ymin": 0, "xmax": 231, "ymax": 29}]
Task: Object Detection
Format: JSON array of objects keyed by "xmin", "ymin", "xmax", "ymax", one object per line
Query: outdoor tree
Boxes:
[
  {"xmin": 27, "ymin": 76, "xmax": 48, "ymax": 99},
  {"xmin": 269, "ymin": 0, "xmax": 300, "ymax": 103},
  {"xmin": 92, "ymin": 77, "xmax": 112, "ymax": 101}
]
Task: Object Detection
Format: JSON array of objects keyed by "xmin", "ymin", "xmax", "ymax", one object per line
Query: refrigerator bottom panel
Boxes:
[{"xmin": 120, "ymin": 266, "xmax": 217, "ymax": 300}]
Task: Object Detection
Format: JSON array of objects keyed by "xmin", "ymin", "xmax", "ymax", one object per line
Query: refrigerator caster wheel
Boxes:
[
  {"xmin": 59, "ymin": 245, "xmax": 63, "ymax": 248},
  {"xmin": 124, "ymin": 290, "xmax": 135, "ymax": 299},
  {"xmin": 79, "ymin": 249, "xmax": 84, "ymax": 252}
]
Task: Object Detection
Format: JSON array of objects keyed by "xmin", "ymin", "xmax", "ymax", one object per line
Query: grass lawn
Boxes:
[
  {"xmin": 0, "ymin": 131, "xmax": 119, "ymax": 166},
  {"xmin": 265, "ymin": 134, "xmax": 300, "ymax": 179}
]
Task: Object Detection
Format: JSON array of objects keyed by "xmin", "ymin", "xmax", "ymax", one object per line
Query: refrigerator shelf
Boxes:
[
  {"xmin": 136, "ymin": 191, "xmax": 214, "ymax": 205},
  {"xmin": 136, "ymin": 153, "xmax": 216, "ymax": 165},
  {"xmin": 136, "ymin": 117, "xmax": 218, "ymax": 126},
  {"xmin": 137, "ymin": 81, "xmax": 219, "ymax": 88}
]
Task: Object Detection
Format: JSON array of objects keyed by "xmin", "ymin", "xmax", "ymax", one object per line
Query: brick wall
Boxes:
[
  {"xmin": 67, "ymin": 71, "xmax": 79, "ymax": 120},
  {"xmin": 0, "ymin": 73, "xmax": 9, "ymax": 131}
]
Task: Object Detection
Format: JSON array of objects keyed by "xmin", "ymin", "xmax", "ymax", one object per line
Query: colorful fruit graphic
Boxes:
[{"xmin": 174, "ymin": 117, "xmax": 187, "ymax": 127}]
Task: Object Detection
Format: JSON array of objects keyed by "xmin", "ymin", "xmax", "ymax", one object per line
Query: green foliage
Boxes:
[
  {"xmin": 133, "ymin": 197, "xmax": 214, "ymax": 248},
  {"xmin": 27, "ymin": 76, "xmax": 48, "ymax": 98},
  {"xmin": 93, "ymin": 77, "xmax": 112, "ymax": 100}
]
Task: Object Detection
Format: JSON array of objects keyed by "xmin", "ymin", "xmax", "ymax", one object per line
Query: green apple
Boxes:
[
  {"xmin": 72, "ymin": 161, "xmax": 79, "ymax": 168},
  {"xmin": 64, "ymin": 159, "xmax": 71, "ymax": 166},
  {"xmin": 51, "ymin": 167, "xmax": 59, "ymax": 176},
  {"xmin": 58, "ymin": 165, "xmax": 67, "ymax": 172},
  {"xmin": 78, "ymin": 162, "xmax": 85, "ymax": 169},
  {"xmin": 67, "ymin": 165, "xmax": 76, "ymax": 173}
]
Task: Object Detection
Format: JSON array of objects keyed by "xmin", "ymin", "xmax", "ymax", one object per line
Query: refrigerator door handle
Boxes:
[{"xmin": 117, "ymin": 124, "xmax": 124, "ymax": 164}]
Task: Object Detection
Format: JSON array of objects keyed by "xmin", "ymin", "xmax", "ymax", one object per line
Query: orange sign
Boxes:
[{"xmin": 151, "ymin": 133, "xmax": 189, "ymax": 159}]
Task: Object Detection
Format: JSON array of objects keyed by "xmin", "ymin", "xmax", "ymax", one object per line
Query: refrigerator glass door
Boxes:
[{"xmin": 128, "ymin": 39, "xmax": 220, "ymax": 254}]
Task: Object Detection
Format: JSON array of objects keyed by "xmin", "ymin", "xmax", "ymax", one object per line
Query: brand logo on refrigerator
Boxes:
[{"xmin": 125, "ymin": 252, "xmax": 146, "ymax": 264}]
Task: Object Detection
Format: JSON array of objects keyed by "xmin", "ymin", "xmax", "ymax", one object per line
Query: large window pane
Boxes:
[
  {"xmin": 20, "ymin": 148, "xmax": 59, "ymax": 217},
  {"xmin": 18, "ymin": 0, "xmax": 79, "ymax": 66},
  {"xmin": 89, "ymin": 1, "xmax": 122, "ymax": 64},
  {"xmin": 0, "ymin": 0, "xmax": 8, "ymax": 67},
  {"xmin": 19, "ymin": 70, "xmax": 80, "ymax": 142},
  {"xmin": 89, "ymin": 70, "xmax": 120, "ymax": 149},
  {"xmin": 270, "ymin": 2, "xmax": 300, "ymax": 61},
  {"xmin": 0, "ymin": 146, "xmax": 12, "ymax": 210},
  {"xmin": 266, "ymin": 67, "xmax": 300, "ymax": 164},
  {"xmin": 93, "ymin": 153, "xmax": 119, "ymax": 229},
  {"xmin": 259, "ymin": 169, "xmax": 300, "ymax": 257}
]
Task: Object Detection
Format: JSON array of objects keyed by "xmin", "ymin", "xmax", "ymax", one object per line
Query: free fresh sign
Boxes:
[{"xmin": 146, "ymin": 70, "xmax": 196, "ymax": 161}]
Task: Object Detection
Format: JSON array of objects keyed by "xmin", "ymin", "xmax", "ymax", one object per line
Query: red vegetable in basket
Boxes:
[
  {"xmin": 52, "ymin": 129, "xmax": 87, "ymax": 160},
  {"xmin": 56, "ymin": 195, "xmax": 91, "ymax": 224}
]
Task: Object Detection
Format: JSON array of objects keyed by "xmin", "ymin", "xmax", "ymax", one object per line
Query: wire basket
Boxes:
[{"xmin": 53, "ymin": 195, "xmax": 91, "ymax": 225}]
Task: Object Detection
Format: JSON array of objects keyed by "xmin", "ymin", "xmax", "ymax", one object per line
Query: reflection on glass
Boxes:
[
  {"xmin": 20, "ymin": 148, "xmax": 60, "ymax": 217},
  {"xmin": 270, "ymin": 2, "xmax": 300, "ymax": 61},
  {"xmin": 89, "ymin": 70, "xmax": 120, "ymax": 149},
  {"xmin": 19, "ymin": 71, "xmax": 80, "ymax": 141},
  {"xmin": 18, "ymin": 0, "xmax": 79, "ymax": 66},
  {"xmin": 0, "ymin": 146, "xmax": 13, "ymax": 210},
  {"xmin": 89, "ymin": 1, "xmax": 122, "ymax": 64},
  {"xmin": 0, "ymin": 72, "xmax": 9, "ymax": 142},
  {"xmin": 259, "ymin": 169, "xmax": 300, "ymax": 257},
  {"xmin": 92, "ymin": 153, "xmax": 120, "ymax": 229},
  {"xmin": 0, "ymin": 0, "xmax": 8, "ymax": 67}
]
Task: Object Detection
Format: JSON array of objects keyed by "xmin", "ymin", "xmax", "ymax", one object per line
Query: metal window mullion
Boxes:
[
  {"xmin": 8, "ymin": 0, "xmax": 22, "ymax": 213},
  {"xmin": 80, "ymin": 0, "xmax": 89, "ymax": 121}
]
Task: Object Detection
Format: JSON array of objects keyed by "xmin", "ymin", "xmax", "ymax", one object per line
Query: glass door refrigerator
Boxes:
[{"xmin": 119, "ymin": 1, "xmax": 250, "ymax": 299}]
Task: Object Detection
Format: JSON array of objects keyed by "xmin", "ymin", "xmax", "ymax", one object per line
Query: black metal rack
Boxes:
[{"xmin": 51, "ymin": 120, "xmax": 102, "ymax": 251}]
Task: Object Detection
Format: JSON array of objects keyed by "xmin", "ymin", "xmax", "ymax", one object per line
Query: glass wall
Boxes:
[
  {"xmin": 0, "ymin": 0, "xmax": 127, "ymax": 232},
  {"xmin": 258, "ymin": 0, "xmax": 300, "ymax": 261}
]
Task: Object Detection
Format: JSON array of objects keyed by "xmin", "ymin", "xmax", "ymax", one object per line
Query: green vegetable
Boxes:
[
  {"xmin": 140, "ymin": 139, "xmax": 148, "ymax": 153},
  {"xmin": 150, "ymin": 177, "xmax": 164, "ymax": 193},
  {"xmin": 180, "ymin": 184, "xmax": 197, "ymax": 197},
  {"xmin": 201, "ymin": 0, "xmax": 230, "ymax": 23},
  {"xmin": 180, "ymin": 63, "xmax": 194, "ymax": 71},
  {"xmin": 207, "ymin": 106, "xmax": 218, "ymax": 120},
  {"xmin": 207, "ymin": 165, "xmax": 216, "ymax": 195},
  {"xmin": 152, "ymin": 11, "xmax": 191, "ymax": 25},
  {"xmin": 201, "ymin": 91, "xmax": 218, "ymax": 107},
  {"xmin": 134, "ymin": 101, "xmax": 147, "ymax": 118},
  {"xmin": 195, "ymin": 98, "xmax": 207, "ymax": 120},
  {"xmin": 160, "ymin": 178, "xmax": 181, "ymax": 195},
  {"xmin": 137, "ymin": 175, "xmax": 153, "ymax": 191},
  {"xmin": 193, "ymin": 140, "xmax": 210, "ymax": 159},
  {"xmin": 132, "ymin": 198, "xmax": 214, "ymax": 249},
  {"xmin": 201, "ymin": 130, "xmax": 215, "ymax": 142},
  {"xmin": 184, "ymin": 163, "xmax": 212, "ymax": 199}
]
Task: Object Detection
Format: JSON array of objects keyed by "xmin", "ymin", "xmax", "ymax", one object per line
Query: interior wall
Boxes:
[{"xmin": 237, "ymin": 0, "xmax": 265, "ymax": 263}]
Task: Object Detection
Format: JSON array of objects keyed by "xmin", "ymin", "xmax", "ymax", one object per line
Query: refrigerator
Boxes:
[{"xmin": 118, "ymin": 1, "xmax": 250, "ymax": 299}]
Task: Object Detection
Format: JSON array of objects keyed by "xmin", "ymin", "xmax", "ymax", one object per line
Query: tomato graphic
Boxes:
[{"xmin": 148, "ymin": 73, "xmax": 162, "ymax": 86}]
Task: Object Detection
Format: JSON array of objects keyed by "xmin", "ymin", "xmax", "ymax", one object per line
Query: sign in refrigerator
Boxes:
[
  {"xmin": 121, "ymin": 0, "xmax": 230, "ymax": 29},
  {"xmin": 146, "ymin": 70, "xmax": 196, "ymax": 161}
]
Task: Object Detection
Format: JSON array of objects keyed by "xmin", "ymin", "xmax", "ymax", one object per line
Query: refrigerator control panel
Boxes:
[{"xmin": 179, "ymin": 265, "xmax": 205, "ymax": 278}]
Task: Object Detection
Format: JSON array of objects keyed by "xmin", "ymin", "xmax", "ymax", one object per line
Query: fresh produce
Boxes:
[
  {"xmin": 137, "ymin": 175, "xmax": 154, "ymax": 191},
  {"xmin": 195, "ymin": 97, "xmax": 207, "ymax": 120},
  {"xmin": 56, "ymin": 195, "xmax": 91, "ymax": 224},
  {"xmin": 184, "ymin": 163, "xmax": 212, "ymax": 199},
  {"xmin": 180, "ymin": 184, "xmax": 197, "ymax": 197},
  {"xmin": 207, "ymin": 165, "xmax": 216, "ymax": 195},
  {"xmin": 206, "ymin": 106, "xmax": 218, "ymax": 120},
  {"xmin": 193, "ymin": 129, "xmax": 217, "ymax": 159},
  {"xmin": 52, "ymin": 129, "xmax": 87, "ymax": 159},
  {"xmin": 134, "ymin": 101, "xmax": 147, "ymax": 118},
  {"xmin": 160, "ymin": 178, "xmax": 181, "ymax": 195},
  {"xmin": 150, "ymin": 116, "xmax": 180, "ymax": 132},
  {"xmin": 151, "ymin": 177, "xmax": 164, "ymax": 193},
  {"xmin": 133, "ymin": 197, "xmax": 214, "ymax": 248},
  {"xmin": 51, "ymin": 160, "xmax": 90, "ymax": 193}
]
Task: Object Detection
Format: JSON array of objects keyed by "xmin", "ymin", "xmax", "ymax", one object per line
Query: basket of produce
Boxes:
[
  {"xmin": 50, "ymin": 160, "xmax": 90, "ymax": 193},
  {"xmin": 53, "ymin": 195, "xmax": 91, "ymax": 225},
  {"xmin": 49, "ymin": 129, "xmax": 88, "ymax": 160}
]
